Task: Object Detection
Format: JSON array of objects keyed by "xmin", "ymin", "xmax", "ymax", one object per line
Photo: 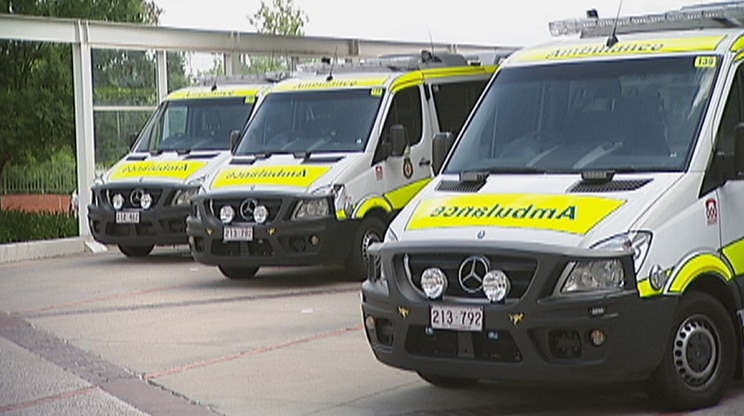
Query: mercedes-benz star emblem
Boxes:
[
  {"xmin": 239, "ymin": 198, "xmax": 259, "ymax": 221},
  {"xmin": 458, "ymin": 255, "xmax": 490, "ymax": 293},
  {"xmin": 130, "ymin": 188, "xmax": 145, "ymax": 207}
]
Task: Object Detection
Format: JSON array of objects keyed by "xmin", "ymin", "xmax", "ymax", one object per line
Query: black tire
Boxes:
[
  {"xmin": 344, "ymin": 216, "xmax": 386, "ymax": 281},
  {"xmin": 218, "ymin": 265, "xmax": 259, "ymax": 280},
  {"xmin": 118, "ymin": 244, "xmax": 154, "ymax": 258},
  {"xmin": 647, "ymin": 292, "xmax": 736, "ymax": 411},
  {"xmin": 417, "ymin": 371, "xmax": 479, "ymax": 388}
]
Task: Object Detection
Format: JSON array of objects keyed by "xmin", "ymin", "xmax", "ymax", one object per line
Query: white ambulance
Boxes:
[
  {"xmin": 186, "ymin": 52, "xmax": 499, "ymax": 280},
  {"xmin": 363, "ymin": 3, "xmax": 744, "ymax": 411},
  {"xmin": 88, "ymin": 80, "xmax": 273, "ymax": 257}
]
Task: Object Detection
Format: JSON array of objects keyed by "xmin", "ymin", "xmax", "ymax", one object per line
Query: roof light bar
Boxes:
[
  {"xmin": 296, "ymin": 51, "xmax": 471, "ymax": 74},
  {"xmin": 549, "ymin": 1, "xmax": 744, "ymax": 37},
  {"xmin": 195, "ymin": 72, "xmax": 289, "ymax": 86}
]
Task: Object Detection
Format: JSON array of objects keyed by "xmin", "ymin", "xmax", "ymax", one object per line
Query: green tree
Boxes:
[
  {"xmin": 244, "ymin": 0, "xmax": 309, "ymax": 73},
  {"xmin": 0, "ymin": 0, "xmax": 189, "ymax": 184}
]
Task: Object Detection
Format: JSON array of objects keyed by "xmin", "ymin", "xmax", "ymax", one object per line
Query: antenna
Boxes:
[
  {"xmin": 428, "ymin": 30, "xmax": 435, "ymax": 54},
  {"xmin": 606, "ymin": 0, "xmax": 624, "ymax": 48},
  {"xmin": 326, "ymin": 46, "xmax": 338, "ymax": 81}
]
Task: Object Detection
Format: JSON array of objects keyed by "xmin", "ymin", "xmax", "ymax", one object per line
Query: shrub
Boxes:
[{"xmin": 0, "ymin": 210, "xmax": 78, "ymax": 244}]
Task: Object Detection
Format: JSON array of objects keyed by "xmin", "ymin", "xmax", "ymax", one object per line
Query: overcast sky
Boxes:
[
  {"xmin": 151, "ymin": 0, "xmax": 717, "ymax": 72},
  {"xmin": 153, "ymin": 0, "xmax": 712, "ymax": 46}
]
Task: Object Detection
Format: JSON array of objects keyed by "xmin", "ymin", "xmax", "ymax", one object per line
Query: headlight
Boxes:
[
  {"xmin": 421, "ymin": 267, "xmax": 448, "ymax": 299},
  {"xmin": 592, "ymin": 231, "xmax": 652, "ymax": 273},
  {"xmin": 220, "ymin": 205, "xmax": 235, "ymax": 224},
  {"xmin": 172, "ymin": 187, "xmax": 199, "ymax": 206},
  {"xmin": 140, "ymin": 192, "xmax": 153, "ymax": 210},
  {"xmin": 112, "ymin": 193, "xmax": 124, "ymax": 210},
  {"xmin": 560, "ymin": 259, "xmax": 625, "ymax": 294},
  {"xmin": 292, "ymin": 198, "xmax": 330, "ymax": 219}
]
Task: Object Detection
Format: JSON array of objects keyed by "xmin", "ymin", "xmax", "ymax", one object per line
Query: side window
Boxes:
[
  {"xmin": 432, "ymin": 79, "xmax": 488, "ymax": 136},
  {"xmin": 716, "ymin": 67, "xmax": 743, "ymax": 155},
  {"xmin": 381, "ymin": 86, "xmax": 423, "ymax": 146}
]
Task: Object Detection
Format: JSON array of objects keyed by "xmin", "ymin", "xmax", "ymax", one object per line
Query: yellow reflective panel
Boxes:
[
  {"xmin": 212, "ymin": 166, "xmax": 331, "ymax": 189},
  {"xmin": 272, "ymin": 77, "xmax": 390, "ymax": 92},
  {"xmin": 406, "ymin": 194, "xmax": 625, "ymax": 235},
  {"xmin": 110, "ymin": 161, "xmax": 207, "ymax": 180},
  {"xmin": 637, "ymin": 279, "xmax": 663, "ymax": 298},
  {"xmin": 511, "ymin": 36, "xmax": 726, "ymax": 63},
  {"xmin": 353, "ymin": 196, "xmax": 393, "ymax": 219},
  {"xmin": 167, "ymin": 89, "xmax": 262, "ymax": 100},
  {"xmin": 722, "ymin": 238, "xmax": 744, "ymax": 275},
  {"xmin": 384, "ymin": 178, "xmax": 431, "ymax": 210},
  {"xmin": 667, "ymin": 253, "xmax": 733, "ymax": 294}
]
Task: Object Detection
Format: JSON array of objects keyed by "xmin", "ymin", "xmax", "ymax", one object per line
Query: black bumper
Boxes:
[
  {"xmin": 361, "ymin": 240, "xmax": 679, "ymax": 385},
  {"xmin": 88, "ymin": 204, "xmax": 190, "ymax": 246},
  {"xmin": 186, "ymin": 195, "xmax": 357, "ymax": 268}
]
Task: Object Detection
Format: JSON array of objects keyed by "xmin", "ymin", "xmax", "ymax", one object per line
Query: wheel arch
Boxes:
[{"xmin": 685, "ymin": 273, "xmax": 744, "ymax": 379}]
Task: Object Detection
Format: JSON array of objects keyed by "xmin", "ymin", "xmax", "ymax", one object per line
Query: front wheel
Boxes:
[
  {"xmin": 344, "ymin": 216, "xmax": 386, "ymax": 281},
  {"xmin": 118, "ymin": 244, "xmax": 154, "ymax": 258},
  {"xmin": 417, "ymin": 371, "xmax": 479, "ymax": 388},
  {"xmin": 647, "ymin": 292, "xmax": 736, "ymax": 411},
  {"xmin": 218, "ymin": 265, "xmax": 259, "ymax": 280}
]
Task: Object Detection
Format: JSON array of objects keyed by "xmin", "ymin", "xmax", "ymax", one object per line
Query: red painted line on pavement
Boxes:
[
  {"xmin": 16, "ymin": 284, "xmax": 189, "ymax": 315},
  {"xmin": 144, "ymin": 324, "xmax": 364, "ymax": 380},
  {"xmin": 0, "ymin": 386, "xmax": 96, "ymax": 413}
]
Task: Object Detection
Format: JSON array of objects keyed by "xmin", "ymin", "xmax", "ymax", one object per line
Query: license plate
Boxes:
[
  {"xmin": 116, "ymin": 211, "xmax": 140, "ymax": 224},
  {"xmin": 430, "ymin": 305, "xmax": 483, "ymax": 332},
  {"xmin": 223, "ymin": 226, "xmax": 253, "ymax": 242}
]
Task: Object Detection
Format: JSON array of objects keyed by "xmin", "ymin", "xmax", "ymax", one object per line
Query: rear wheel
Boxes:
[
  {"xmin": 344, "ymin": 216, "xmax": 386, "ymax": 281},
  {"xmin": 218, "ymin": 265, "xmax": 259, "ymax": 280},
  {"xmin": 118, "ymin": 244, "xmax": 154, "ymax": 258},
  {"xmin": 647, "ymin": 292, "xmax": 736, "ymax": 411},
  {"xmin": 417, "ymin": 371, "xmax": 479, "ymax": 388}
]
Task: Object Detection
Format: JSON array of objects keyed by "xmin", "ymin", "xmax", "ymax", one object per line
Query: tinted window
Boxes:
[
  {"xmin": 432, "ymin": 79, "xmax": 488, "ymax": 136},
  {"xmin": 136, "ymin": 97, "xmax": 254, "ymax": 152},
  {"xmin": 381, "ymin": 87, "xmax": 423, "ymax": 146},
  {"xmin": 446, "ymin": 57, "xmax": 719, "ymax": 174},
  {"xmin": 236, "ymin": 89, "xmax": 383, "ymax": 155}
]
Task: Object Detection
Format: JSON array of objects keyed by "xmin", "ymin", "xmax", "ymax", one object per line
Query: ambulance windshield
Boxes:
[
  {"xmin": 235, "ymin": 89, "xmax": 383, "ymax": 156},
  {"xmin": 445, "ymin": 56, "xmax": 719, "ymax": 174},
  {"xmin": 135, "ymin": 97, "xmax": 255, "ymax": 152}
]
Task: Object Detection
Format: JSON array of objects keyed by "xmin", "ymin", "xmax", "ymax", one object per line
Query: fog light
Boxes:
[
  {"xmin": 590, "ymin": 329, "xmax": 607, "ymax": 346},
  {"xmin": 140, "ymin": 192, "xmax": 152, "ymax": 210},
  {"xmin": 420, "ymin": 267, "xmax": 447, "ymax": 299},
  {"xmin": 482, "ymin": 270, "xmax": 510, "ymax": 302},
  {"xmin": 254, "ymin": 205, "xmax": 269, "ymax": 224},
  {"xmin": 365, "ymin": 316, "xmax": 376, "ymax": 331},
  {"xmin": 112, "ymin": 193, "xmax": 124, "ymax": 210},
  {"xmin": 310, "ymin": 235, "xmax": 320, "ymax": 245},
  {"xmin": 220, "ymin": 205, "xmax": 235, "ymax": 224}
]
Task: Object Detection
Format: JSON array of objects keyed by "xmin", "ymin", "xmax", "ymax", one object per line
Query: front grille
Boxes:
[
  {"xmin": 405, "ymin": 325, "xmax": 521, "ymax": 362},
  {"xmin": 401, "ymin": 253, "xmax": 537, "ymax": 300},
  {"xmin": 105, "ymin": 188, "xmax": 164, "ymax": 209},
  {"xmin": 208, "ymin": 197, "xmax": 283, "ymax": 223}
]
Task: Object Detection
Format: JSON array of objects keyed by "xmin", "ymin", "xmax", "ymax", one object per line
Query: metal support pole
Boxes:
[
  {"xmin": 72, "ymin": 21, "xmax": 95, "ymax": 237},
  {"xmin": 156, "ymin": 49, "xmax": 168, "ymax": 101}
]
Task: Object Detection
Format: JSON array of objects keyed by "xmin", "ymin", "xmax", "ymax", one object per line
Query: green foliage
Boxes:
[
  {"xmin": 0, "ymin": 0, "xmax": 188, "ymax": 180},
  {"xmin": 0, "ymin": 210, "xmax": 78, "ymax": 244},
  {"xmin": 197, "ymin": 0, "xmax": 309, "ymax": 76},
  {"xmin": 249, "ymin": 0, "xmax": 309, "ymax": 36}
]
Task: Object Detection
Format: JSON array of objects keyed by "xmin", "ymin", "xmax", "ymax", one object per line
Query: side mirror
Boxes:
[
  {"xmin": 390, "ymin": 124, "xmax": 409, "ymax": 158},
  {"xmin": 432, "ymin": 132, "xmax": 455, "ymax": 175},
  {"xmin": 230, "ymin": 130, "xmax": 242, "ymax": 153}
]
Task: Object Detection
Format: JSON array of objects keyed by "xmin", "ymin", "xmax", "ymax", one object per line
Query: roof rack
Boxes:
[
  {"xmin": 295, "ymin": 50, "xmax": 472, "ymax": 75},
  {"xmin": 194, "ymin": 72, "xmax": 290, "ymax": 87},
  {"xmin": 549, "ymin": 1, "xmax": 744, "ymax": 38}
]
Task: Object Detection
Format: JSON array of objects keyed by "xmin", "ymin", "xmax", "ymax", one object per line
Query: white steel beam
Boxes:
[
  {"xmin": 0, "ymin": 14, "xmax": 518, "ymax": 57},
  {"xmin": 71, "ymin": 24, "xmax": 95, "ymax": 237},
  {"xmin": 156, "ymin": 50, "xmax": 168, "ymax": 101}
]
